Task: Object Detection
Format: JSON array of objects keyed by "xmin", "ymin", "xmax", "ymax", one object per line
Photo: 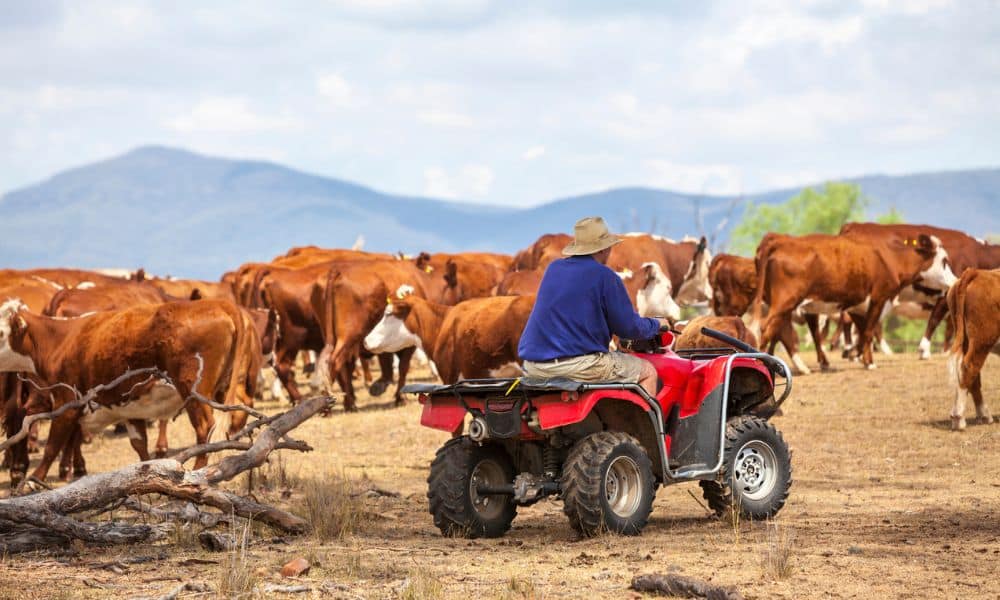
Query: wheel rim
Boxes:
[
  {"xmin": 733, "ymin": 440, "xmax": 778, "ymax": 501},
  {"xmin": 469, "ymin": 459, "xmax": 507, "ymax": 520},
  {"xmin": 605, "ymin": 456, "xmax": 643, "ymax": 518}
]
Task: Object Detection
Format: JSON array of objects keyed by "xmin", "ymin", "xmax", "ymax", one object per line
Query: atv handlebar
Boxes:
[{"xmin": 699, "ymin": 327, "xmax": 758, "ymax": 353}]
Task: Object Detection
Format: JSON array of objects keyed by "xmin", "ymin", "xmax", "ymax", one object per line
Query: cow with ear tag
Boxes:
[{"xmin": 749, "ymin": 231, "xmax": 957, "ymax": 371}]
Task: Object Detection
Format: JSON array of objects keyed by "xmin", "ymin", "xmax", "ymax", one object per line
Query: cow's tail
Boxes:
[
  {"xmin": 247, "ymin": 266, "xmax": 272, "ymax": 308},
  {"xmin": 223, "ymin": 303, "xmax": 260, "ymax": 435},
  {"xmin": 315, "ymin": 267, "xmax": 342, "ymax": 393},
  {"xmin": 946, "ymin": 269, "xmax": 977, "ymax": 390},
  {"xmin": 43, "ymin": 287, "xmax": 71, "ymax": 317}
]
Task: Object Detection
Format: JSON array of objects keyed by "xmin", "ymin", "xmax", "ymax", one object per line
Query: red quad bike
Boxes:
[{"xmin": 404, "ymin": 327, "xmax": 793, "ymax": 538}]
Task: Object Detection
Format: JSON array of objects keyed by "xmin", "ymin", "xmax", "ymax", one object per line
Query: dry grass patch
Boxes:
[
  {"xmin": 398, "ymin": 570, "xmax": 444, "ymax": 600},
  {"xmin": 498, "ymin": 575, "xmax": 540, "ymax": 599},
  {"xmin": 217, "ymin": 518, "xmax": 258, "ymax": 599},
  {"xmin": 759, "ymin": 521, "xmax": 795, "ymax": 580},
  {"xmin": 293, "ymin": 469, "xmax": 364, "ymax": 540}
]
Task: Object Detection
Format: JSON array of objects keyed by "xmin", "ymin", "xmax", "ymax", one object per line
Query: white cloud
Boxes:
[
  {"xmin": 644, "ymin": 160, "xmax": 744, "ymax": 196},
  {"xmin": 417, "ymin": 109, "xmax": 476, "ymax": 128},
  {"xmin": 167, "ymin": 97, "xmax": 302, "ymax": 134},
  {"xmin": 424, "ymin": 165, "xmax": 494, "ymax": 198},
  {"xmin": 522, "ymin": 146, "xmax": 545, "ymax": 160},
  {"xmin": 316, "ymin": 73, "xmax": 359, "ymax": 109}
]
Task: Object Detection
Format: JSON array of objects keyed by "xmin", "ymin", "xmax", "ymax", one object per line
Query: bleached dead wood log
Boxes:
[{"xmin": 0, "ymin": 395, "xmax": 332, "ymax": 553}]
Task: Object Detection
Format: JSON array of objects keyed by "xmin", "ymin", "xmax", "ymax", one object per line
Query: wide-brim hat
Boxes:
[{"xmin": 562, "ymin": 216, "xmax": 623, "ymax": 256}]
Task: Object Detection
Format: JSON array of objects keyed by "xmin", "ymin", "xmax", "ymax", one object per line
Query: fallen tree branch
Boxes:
[
  {"xmin": 0, "ymin": 395, "xmax": 334, "ymax": 552},
  {"xmin": 631, "ymin": 573, "xmax": 744, "ymax": 600},
  {"xmin": 1, "ymin": 367, "xmax": 164, "ymax": 453},
  {"xmin": 172, "ymin": 438, "xmax": 311, "ymax": 465}
]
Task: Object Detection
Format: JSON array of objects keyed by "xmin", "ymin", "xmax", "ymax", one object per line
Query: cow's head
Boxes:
[
  {"xmin": 364, "ymin": 299, "xmax": 420, "ymax": 354},
  {"xmin": 637, "ymin": 262, "xmax": 681, "ymax": 321},
  {"xmin": 675, "ymin": 236, "xmax": 713, "ymax": 305},
  {"xmin": 0, "ymin": 299, "xmax": 36, "ymax": 373},
  {"xmin": 911, "ymin": 234, "xmax": 958, "ymax": 291},
  {"xmin": 415, "ymin": 252, "xmax": 434, "ymax": 273}
]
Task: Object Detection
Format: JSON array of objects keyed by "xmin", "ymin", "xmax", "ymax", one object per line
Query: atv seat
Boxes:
[{"xmin": 403, "ymin": 377, "xmax": 586, "ymax": 397}]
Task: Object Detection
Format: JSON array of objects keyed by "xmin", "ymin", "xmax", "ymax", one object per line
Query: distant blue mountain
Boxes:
[{"xmin": 1, "ymin": 146, "xmax": 997, "ymax": 278}]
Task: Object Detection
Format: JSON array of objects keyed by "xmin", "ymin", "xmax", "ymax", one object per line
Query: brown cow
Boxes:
[
  {"xmin": 510, "ymin": 234, "xmax": 572, "ymax": 271},
  {"xmin": 946, "ymin": 268, "xmax": 1000, "ymax": 431},
  {"xmin": 414, "ymin": 252, "xmax": 509, "ymax": 303},
  {"xmin": 0, "ymin": 299, "xmax": 260, "ymax": 484},
  {"xmin": 45, "ymin": 282, "xmax": 278, "ymax": 467},
  {"xmin": 44, "ymin": 279, "xmax": 175, "ymax": 316},
  {"xmin": 750, "ymin": 232, "xmax": 956, "ymax": 370},
  {"xmin": 841, "ymin": 223, "xmax": 1000, "ymax": 359},
  {"xmin": 363, "ymin": 295, "xmax": 534, "ymax": 383},
  {"xmin": 675, "ymin": 315, "xmax": 758, "ymax": 350},
  {"xmin": 614, "ymin": 234, "xmax": 713, "ymax": 305},
  {"xmin": 0, "ymin": 268, "xmax": 119, "ymax": 290},
  {"xmin": 495, "ymin": 269, "xmax": 543, "ymax": 296},
  {"xmin": 708, "ymin": 253, "xmax": 825, "ymax": 374},
  {"xmin": 311, "ymin": 260, "xmax": 448, "ymax": 410},
  {"xmin": 150, "ymin": 278, "xmax": 237, "ymax": 302}
]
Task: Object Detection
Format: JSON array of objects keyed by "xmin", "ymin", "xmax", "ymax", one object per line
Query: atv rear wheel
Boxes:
[
  {"xmin": 427, "ymin": 437, "xmax": 516, "ymax": 538},
  {"xmin": 561, "ymin": 431, "xmax": 655, "ymax": 536},
  {"xmin": 700, "ymin": 415, "xmax": 792, "ymax": 520}
]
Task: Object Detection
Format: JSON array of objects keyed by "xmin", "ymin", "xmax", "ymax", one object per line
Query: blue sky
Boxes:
[{"xmin": 0, "ymin": 0, "xmax": 996, "ymax": 206}]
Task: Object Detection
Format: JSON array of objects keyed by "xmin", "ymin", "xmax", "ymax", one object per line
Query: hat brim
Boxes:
[{"xmin": 562, "ymin": 235, "xmax": 622, "ymax": 256}]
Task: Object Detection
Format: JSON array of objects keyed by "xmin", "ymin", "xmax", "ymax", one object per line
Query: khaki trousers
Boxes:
[{"xmin": 523, "ymin": 351, "xmax": 647, "ymax": 383}]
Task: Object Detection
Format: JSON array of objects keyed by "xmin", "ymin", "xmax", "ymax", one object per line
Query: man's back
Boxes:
[{"xmin": 518, "ymin": 256, "xmax": 657, "ymax": 362}]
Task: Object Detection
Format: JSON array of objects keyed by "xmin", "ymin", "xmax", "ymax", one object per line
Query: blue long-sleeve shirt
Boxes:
[{"xmin": 518, "ymin": 255, "xmax": 661, "ymax": 361}]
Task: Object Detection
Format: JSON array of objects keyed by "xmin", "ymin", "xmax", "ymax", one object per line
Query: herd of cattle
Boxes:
[{"xmin": 0, "ymin": 221, "xmax": 997, "ymax": 488}]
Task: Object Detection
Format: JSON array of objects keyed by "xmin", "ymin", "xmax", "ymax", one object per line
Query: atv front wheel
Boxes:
[
  {"xmin": 427, "ymin": 437, "xmax": 516, "ymax": 538},
  {"xmin": 700, "ymin": 415, "xmax": 792, "ymax": 520},
  {"xmin": 561, "ymin": 431, "xmax": 655, "ymax": 536}
]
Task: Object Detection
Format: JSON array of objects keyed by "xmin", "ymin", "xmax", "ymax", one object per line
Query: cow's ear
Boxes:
[
  {"xmin": 642, "ymin": 264, "xmax": 656, "ymax": 286},
  {"xmin": 392, "ymin": 301, "xmax": 413, "ymax": 319},
  {"xmin": 444, "ymin": 261, "xmax": 458, "ymax": 287},
  {"xmin": 915, "ymin": 234, "xmax": 935, "ymax": 256}
]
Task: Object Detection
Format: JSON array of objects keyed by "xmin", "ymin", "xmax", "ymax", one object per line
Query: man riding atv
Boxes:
[
  {"xmin": 519, "ymin": 216, "xmax": 670, "ymax": 396},
  {"xmin": 406, "ymin": 217, "xmax": 792, "ymax": 539}
]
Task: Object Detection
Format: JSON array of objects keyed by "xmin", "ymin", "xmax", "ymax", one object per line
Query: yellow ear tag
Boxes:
[
  {"xmin": 386, "ymin": 295, "xmax": 393, "ymax": 306},
  {"xmin": 424, "ymin": 265, "xmax": 434, "ymax": 273}
]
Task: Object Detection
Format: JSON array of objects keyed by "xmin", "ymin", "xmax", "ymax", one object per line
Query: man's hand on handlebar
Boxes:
[{"xmin": 657, "ymin": 318, "xmax": 672, "ymax": 331}]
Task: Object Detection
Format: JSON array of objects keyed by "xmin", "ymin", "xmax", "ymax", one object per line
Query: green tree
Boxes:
[
  {"xmin": 875, "ymin": 207, "xmax": 905, "ymax": 224},
  {"xmin": 729, "ymin": 182, "xmax": 868, "ymax": 255}
]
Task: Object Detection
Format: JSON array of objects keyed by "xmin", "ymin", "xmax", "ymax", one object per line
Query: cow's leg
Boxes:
[
  {"xmin": 359, "ymin": 353, "xmax": 374, "ymax": 387},
  {"xmin": 394, "ymin": 347, "xmax": 416, "ymax": 406},
  {"xmin": 874, "ymin": 322, "xmax": 893, "ymax": 356},
  {"xmin": 766, "ymin": 310, "xmax": 810, "ymax": 375},
  {"xmin": 337, "ymin": 362, "xmax": 356, "ymax": 412},
  {"xmin": 155, "ymin": 419, "xmax": 169, "ymax": 458},
  {"xmin": 274, "ymin": 350, "xmax": 303, "ymax": 405},
  {"xmin": 969, "ymin": 373, "xmax": 993, "ymax": 425},
  {"xmin": 30, "ymin": 411, "xmax": 79, "ymax": 483},
  {"xmin": 58, "ymin": 424, "xmax": 79, "ymax": 481},
  {"xmin": 3, "ymin": 383, "xmax": 29, "ymax": 487},
  {"xmin": 919, "ymin": 298, "xmax": 949, "ymax": 360},
  {"xmin": 369, "ymin": 353, "xmax": 394, "ymax": 397},
  {"xmin": 184, "ymin": 403, "xmax": 215, "ymax": 470},
  {"xmin": 804, "ymin": 314, "xmax": 830, "ymax": 371},
  {"xmin": 855, "ymin": 301, "xmax": 886, "ymax": 369},
  {"xmin": 125, "ymin": 419, "xmax": 151, "ymax": 461}
]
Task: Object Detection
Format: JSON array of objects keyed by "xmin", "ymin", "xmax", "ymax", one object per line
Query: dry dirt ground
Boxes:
[{"xmin": 0, "ymin": 350, "xmax": 998, "ymax": 599}]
